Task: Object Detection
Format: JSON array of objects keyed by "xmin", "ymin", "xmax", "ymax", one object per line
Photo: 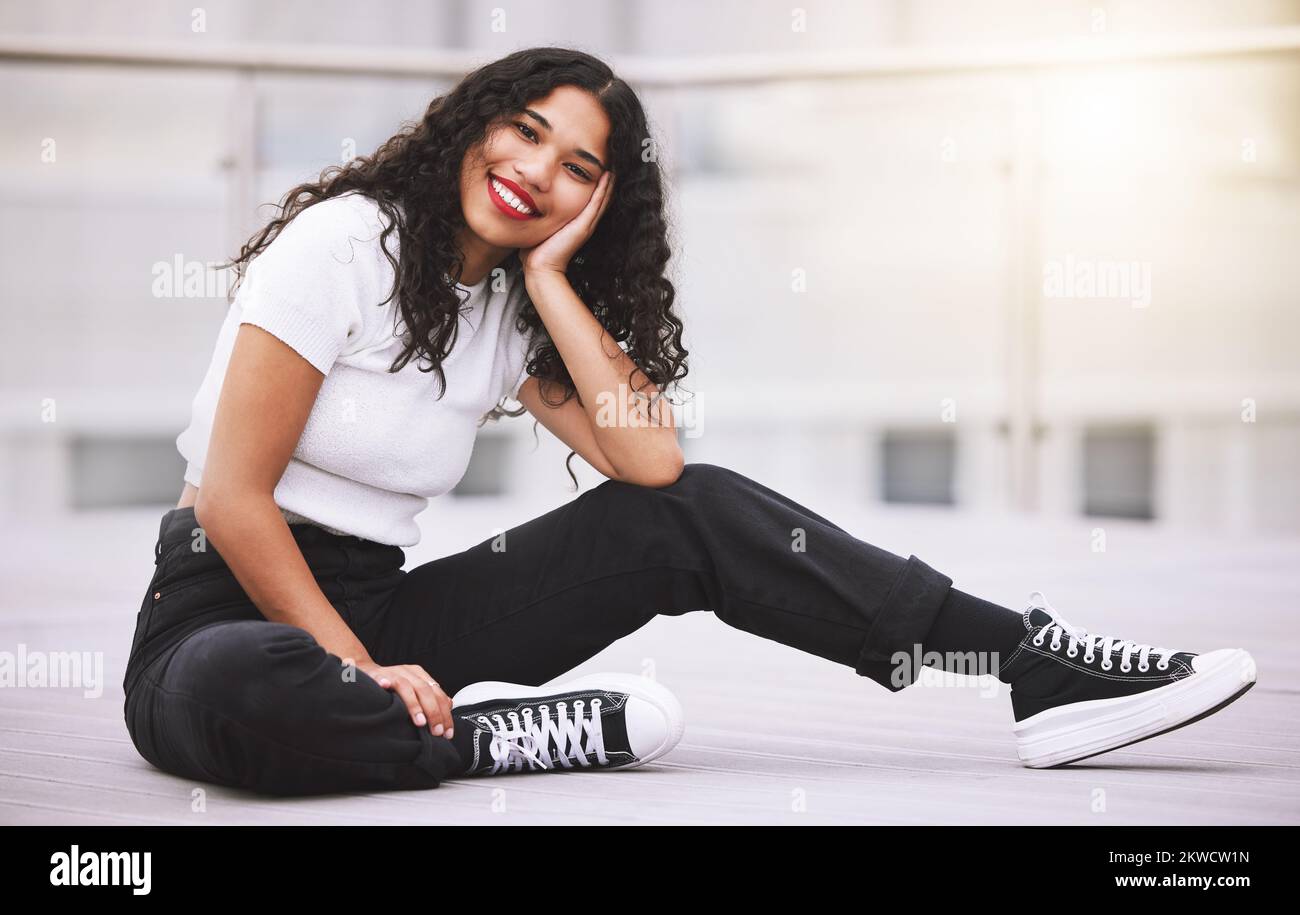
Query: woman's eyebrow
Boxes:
[{"xmin": 522, "ymin": 108, "xmax": 608, "ymax": 172}]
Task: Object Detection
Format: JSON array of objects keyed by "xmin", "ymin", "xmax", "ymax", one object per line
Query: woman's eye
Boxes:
[{"xmin": 514, "ymin": 122, "xmax": 590, "ymax": 180}]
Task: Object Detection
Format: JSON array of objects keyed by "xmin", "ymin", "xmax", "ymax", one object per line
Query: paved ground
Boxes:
[{"xmin": 2, "ymin": 489, "xmax": 1297, "ymax": 824}]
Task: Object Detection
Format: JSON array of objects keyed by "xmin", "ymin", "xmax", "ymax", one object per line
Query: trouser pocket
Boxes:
[
  {"xmin": 123, "ymin": 580, "xmax": 159, "ymax": 695},
  {"xmin": 124, "ymin": 538, "xmax": 261, "ymax": 697}
]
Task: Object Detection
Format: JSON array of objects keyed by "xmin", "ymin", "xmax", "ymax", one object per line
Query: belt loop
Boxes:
[{"xmin": 156, "ymin": 507, "xmax": 171, "ymax": 563}]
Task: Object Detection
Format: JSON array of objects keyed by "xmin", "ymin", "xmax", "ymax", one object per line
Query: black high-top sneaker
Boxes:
[
  {"xmin": 1000, "ymin": 591, "xmax": 1257, "ymax": 768},
  {"xmin": 449, "ymin": 674, "xmax": 685, "ymax": 777}
]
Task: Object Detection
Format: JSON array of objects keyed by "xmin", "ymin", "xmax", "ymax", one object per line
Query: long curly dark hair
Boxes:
[{"xmin": 221, "ymin": 46, "xmax": 689, "ymax": 488}]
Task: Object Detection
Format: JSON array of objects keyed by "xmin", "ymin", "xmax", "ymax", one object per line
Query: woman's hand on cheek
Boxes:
[{"xmin": 521, "ymin": 170, "xmax": 614, "ymax": 280}]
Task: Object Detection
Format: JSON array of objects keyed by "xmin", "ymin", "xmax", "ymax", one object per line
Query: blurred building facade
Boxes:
[{"xmin": 2, "ymin": 0, "xmax": 1298, "ymax": 535}]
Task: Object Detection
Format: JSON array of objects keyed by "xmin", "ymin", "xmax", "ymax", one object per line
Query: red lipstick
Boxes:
[{"xmin": 487, "ymin": 173, "xmax": 541, "ymax": 220}]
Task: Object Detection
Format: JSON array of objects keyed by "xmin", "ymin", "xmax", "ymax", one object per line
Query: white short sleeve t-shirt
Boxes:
[{"xmin": 175, "ymin": 191, "xmax": 535, "ymax": 547}]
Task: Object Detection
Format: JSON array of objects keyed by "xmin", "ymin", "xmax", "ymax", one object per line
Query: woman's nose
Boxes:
[
  {"xmin": 514, "ymin": 158, "xmax": 553, "ymax": 192},
  {"xmin": 514, "ymin": 172, "xmax": 546, "ymax": 196}
]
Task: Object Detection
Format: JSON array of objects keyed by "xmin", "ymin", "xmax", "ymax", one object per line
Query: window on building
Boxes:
[
  {"xmin": 451, "ymin": 433, "xmax": 512, "ymax": 497},
  {"xmin": 880, "ymin": 429, "xmax": 956, "ymax": 505},
  {"xmin": 1082, "ymin": 425, "xmax": 1155, "ymax": 520},
  {"xmin": 71, "ymin": 435, "xmax": 184, "ymax": 508}
]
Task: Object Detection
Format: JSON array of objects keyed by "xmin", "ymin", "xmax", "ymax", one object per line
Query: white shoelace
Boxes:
[
  {"xmin": 476, "ymin": 699, "xmax": 610, "ymax": 774},
  {"xmin": 1026, "ymin": 590, "xmax": 1179, "ymax": 673}
]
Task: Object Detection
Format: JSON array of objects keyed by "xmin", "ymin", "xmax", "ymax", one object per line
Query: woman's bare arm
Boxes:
[
  {"xmin": 192, "ymin": 323, "xmax": 455, "ymax": 737},
  {"xmin": 521, "ymin": 271, "xmax": 684, "ymax": 487},
  {"xmin": 193, "ymin": 323, "xmax": 366, "ymax": 661}
]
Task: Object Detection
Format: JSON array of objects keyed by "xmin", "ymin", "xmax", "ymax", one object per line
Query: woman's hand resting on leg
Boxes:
[{"xmin": 357, "ymin": 661, "xmax": 455, "ymax": 739}]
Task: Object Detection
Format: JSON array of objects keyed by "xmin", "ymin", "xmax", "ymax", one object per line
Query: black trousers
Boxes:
[{"xmin": 122, "ymin": 462, "xmax": 954, "ymax": 796}]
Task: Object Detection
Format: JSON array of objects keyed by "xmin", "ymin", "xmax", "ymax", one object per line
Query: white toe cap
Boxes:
[{"xmin": 1191, "ymin": 647, "xmax": 1256, "ymax": 682}]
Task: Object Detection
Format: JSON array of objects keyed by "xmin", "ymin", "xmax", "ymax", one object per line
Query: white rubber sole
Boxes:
[
  {"xmin": 451, "ymin": 673, "xmax": 686, "ymax": 768},
  {"xmin": 1012, "ymin": 648, "xmax": 1258, "ymax": 768}
]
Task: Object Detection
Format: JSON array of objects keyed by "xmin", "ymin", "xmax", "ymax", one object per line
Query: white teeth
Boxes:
[{"xmin": 490, "ymin": 178, "xmax": 535, "ymax": 215}]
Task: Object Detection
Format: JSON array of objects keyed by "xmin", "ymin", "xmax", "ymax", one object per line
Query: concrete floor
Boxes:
[{"xmin": 2, "ymin": 492, "xmax": 1297, "ymax": 824}]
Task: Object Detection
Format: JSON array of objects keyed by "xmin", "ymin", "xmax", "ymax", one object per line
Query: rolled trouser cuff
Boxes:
[{"xmin": 854, "ymin": 554, "xmax": 954, "ymax": 692}]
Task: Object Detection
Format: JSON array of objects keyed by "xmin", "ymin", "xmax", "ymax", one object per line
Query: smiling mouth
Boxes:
[{"xmin": 487, "ymin": 174, "xmax": 541, "ymax": 219}]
